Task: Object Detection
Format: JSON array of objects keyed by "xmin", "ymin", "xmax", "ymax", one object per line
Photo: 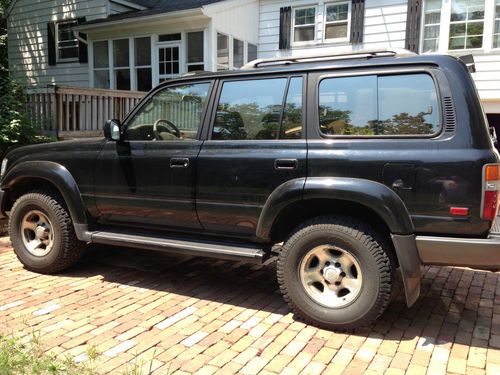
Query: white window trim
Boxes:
[
  {"xmin": 323, "ymin": 1, "xmax": 351, "ymax": 43},
  {"xmin": 420, "ymin": 0, "xmax": 498, "ymax": 53},
  {"xmin": 55, "ymin": 19, "xmax": 79, "ymax": 63},
  {"xmin": 292, "ymin": 5, "xmax": 318, "ymax": 46}
]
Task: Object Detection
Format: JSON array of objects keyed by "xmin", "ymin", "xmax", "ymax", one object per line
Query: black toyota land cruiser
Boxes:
[{"xmin": 1, "ymin": 49, "xmax": 499, "ymax": 330}]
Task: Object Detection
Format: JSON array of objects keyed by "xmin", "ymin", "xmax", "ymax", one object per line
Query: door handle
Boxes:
[
  {"xmin": 170, "ymin": 158, "xmax": 189, "ymax": 168},
  {"xmin": 274, "ymin": 159, "xmax": 298, "ymax": 170},
  {"xmin": 392, "ymin": 178, "xmax": 413, "ymax": 191}
]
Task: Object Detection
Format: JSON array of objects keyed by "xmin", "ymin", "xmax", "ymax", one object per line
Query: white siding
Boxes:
[
  {"xmin": 203, "ymin": 0, "xmax": 259, "ymax": 71},
  {"xmin": 258, "ymin": 0, "xmax": 407, "ymax": 58},
  {"xmin": 7, "ymin": 0, "xmax": 109, "ymax": 87},
  {"xmin": 204, "ymin": 0, "xmax": 259, "ymax": 44},
  {"xmin": 470, "ymin": 54, "xmax": 500, "ymax": 110}
]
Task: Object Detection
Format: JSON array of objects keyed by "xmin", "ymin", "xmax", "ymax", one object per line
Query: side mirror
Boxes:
[{"xmin": 104, "ymin": 119, "xmax": 121, "ymax": 141}]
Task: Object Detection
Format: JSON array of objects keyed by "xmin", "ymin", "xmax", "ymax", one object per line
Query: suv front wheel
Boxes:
[
  {"xmin": 277, "ymin": 216, "xmax": 392, "ymax": 330},
  {"xmin": 9, "ymin": 191, "xmax": 86, "ymax": 274}
]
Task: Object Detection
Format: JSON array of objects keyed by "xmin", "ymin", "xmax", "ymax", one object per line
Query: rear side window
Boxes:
[
  {"xmin": 212, "ymin": 77, "xmax": 303, "ymax": 140},
  {"xmin": 319, "ymin": 73, "xmax": 441, "ymax": 136}
]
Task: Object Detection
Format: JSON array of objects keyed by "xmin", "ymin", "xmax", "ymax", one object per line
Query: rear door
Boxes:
[{"xmin": 196, "ymin": 74, "xmax": 307, "ymax": 237}]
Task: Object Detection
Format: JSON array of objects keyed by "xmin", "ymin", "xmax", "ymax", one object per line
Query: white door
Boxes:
[{"xmin": 157, "ymin": 44, "xmax": 181, "ymax": 83}]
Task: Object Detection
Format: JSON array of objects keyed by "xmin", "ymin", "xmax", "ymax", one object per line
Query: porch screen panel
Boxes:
[
  {"xmin": 187, "ymin": 31, "xmax": 204, "ymax": 72},
  {"xmin": 113, "ymin": 39, "xmax": 130, "ymax": 90},
  {"xmin": 93, "ymin": 41, "xmax": 109, "ymax": 89},
  {"xmin": 135, "ymin": 37, "xmax": 152, "ymax": 92},
  {"xmin": 217, "ymin": 33, "xmax": 229, "ymax": 71}
]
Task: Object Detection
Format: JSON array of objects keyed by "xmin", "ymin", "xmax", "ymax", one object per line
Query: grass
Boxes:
[
  {"xmin": 0, "ymin": 331, "xmax": 161, "ymax": 375},
  {"xmin": 0, "ymin": 332, "xmax": 99, "ymax": 374}
]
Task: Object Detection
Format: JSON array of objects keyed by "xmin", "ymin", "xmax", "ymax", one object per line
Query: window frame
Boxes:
[
  {"xmin": 323, "ymin": 1, "xmax": 351, "ymax": 43},
  {"xmin": 292, "ymin": 5, "xmax": 318, "ymax": 46},
  {"xmin": 448, "ymin": 0, "xmax": 486, "ymax": 51},
  {"xmin": 55, "ymin": 19, "xmax": 79, "ymax": 63},
  {"xmin": 419, "ymin": 0, "xmax": 499, "ymax": 53},
  {"xmin": 493, "ymin": 0, "xmax": 500, "ymax": 49},
  {"xmin": 315, "ymin": 68, "xmax": 444, "ymax": 139},
  {"xmin": 121, "ymin": 79, "xmax": 215, "ymax": 142},
  {"xmin": 206, "ymin": 74, "xmax": 306, "ymax": 142}
]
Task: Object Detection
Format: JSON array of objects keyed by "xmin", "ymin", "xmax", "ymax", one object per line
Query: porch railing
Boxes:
[{"xmin": 26, "ymin": 85, "xmax": 146, "ymax": 139}]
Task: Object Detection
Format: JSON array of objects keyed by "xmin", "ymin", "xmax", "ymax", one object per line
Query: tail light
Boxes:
[{"xmin": 481, "ymin": 164, "xmax": 500, "ymax": 220}]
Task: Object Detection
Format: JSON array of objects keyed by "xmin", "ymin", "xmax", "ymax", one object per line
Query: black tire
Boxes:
[
  {"xmin": 277, "ymin": 216, "xmax": 392, "ymax": 330},
  {"xmin": 9, "ymin": 191, "xmax": 86, "ymax": 274}
]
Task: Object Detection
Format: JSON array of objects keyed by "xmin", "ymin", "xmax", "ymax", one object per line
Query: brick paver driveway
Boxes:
[{"xmin": 0, "ymin": 236, "xmax": 499, "ymax": 374}]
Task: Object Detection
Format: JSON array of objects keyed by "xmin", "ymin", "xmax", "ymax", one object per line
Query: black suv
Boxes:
[{"xmin": 1, "ymin": 50, "xmax": 499, "ymax": 330}]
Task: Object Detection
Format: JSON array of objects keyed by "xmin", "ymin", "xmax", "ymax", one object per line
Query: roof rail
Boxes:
[
  {"xmin": 182, "ymin": 70, "xmax": 212, "ymax": 77},
  {"xmin": 242, "ymin": 48, "xmax": 416, "ymax": 69}
]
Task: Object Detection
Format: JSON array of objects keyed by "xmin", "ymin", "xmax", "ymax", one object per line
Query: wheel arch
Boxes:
[
  {"xmin": 1, "ymin": 161, "xmax": 88, "ymax": 227},
  {"xmin": 258, "ymin": 177, "xmax": 421, "ymax": 307}
]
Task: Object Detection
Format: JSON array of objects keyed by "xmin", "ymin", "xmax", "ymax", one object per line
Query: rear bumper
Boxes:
[{"xmin": 416, "ymin": 234, "xmax": 500, "ymax": 270}]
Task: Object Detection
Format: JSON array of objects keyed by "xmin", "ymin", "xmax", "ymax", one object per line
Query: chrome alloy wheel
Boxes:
[
  {"xmin": 20, "ymin": 210, "xmax": 54, "ymax": 257},
  {"xmin": 299, "ymin": 245, "xmax": 363, "ymax": 308}
]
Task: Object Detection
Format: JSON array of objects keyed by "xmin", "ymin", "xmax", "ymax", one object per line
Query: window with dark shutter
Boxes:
[
  {"xmin": 350, "ymin": 0, "xmax": 365, "ymax": 44},
  {"xmin": 77, "ymin": 17, "xmax": 88, "ymax": 64},
  {"xmin": 279, "ymin": 6, "xmax": 292, "ymax": 50},
  {"xmin": 405, "ymin": 0, "xmax": 422, "ymax": 53},
  {"xmin": 47, "ymin": 23, "xmax": 57, "ymax": 66}
]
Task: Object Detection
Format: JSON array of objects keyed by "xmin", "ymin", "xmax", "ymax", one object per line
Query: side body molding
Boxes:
[{"xmin": 1, "ymin": 161, "xmax": 88, "ymax": 227}]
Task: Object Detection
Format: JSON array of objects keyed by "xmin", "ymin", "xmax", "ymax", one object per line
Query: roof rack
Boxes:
[
  {"xmin": 242, "ymin": 48, "xmax": 416, "ymax": 69},
  {"xmin": 182, "ymin": 70, "xmax": 212, "ymax": 77}
]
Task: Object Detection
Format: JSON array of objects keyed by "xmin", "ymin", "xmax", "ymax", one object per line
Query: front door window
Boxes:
[{"xmin": 158, "ymin": 45, "xmax": 180, "ymax": 82}]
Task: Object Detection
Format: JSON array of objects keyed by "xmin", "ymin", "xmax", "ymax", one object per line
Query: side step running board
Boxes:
[{"xmin": 90, "ymin": 231, "xmax": 268, "ymax": 264}]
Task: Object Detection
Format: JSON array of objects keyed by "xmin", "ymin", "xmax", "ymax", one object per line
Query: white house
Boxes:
[
  {"xmin": 6, "ymin": 0, "xmax": 500, "ymax": 132},
  {"xmin": 6, "ymin": 0, "xmax": 260, "ymax": 91}
]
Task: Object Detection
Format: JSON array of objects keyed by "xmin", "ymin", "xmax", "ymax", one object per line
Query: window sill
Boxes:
[{"xmin": 292, "ymin": 41, "xmax": 351, "ymax": 49}]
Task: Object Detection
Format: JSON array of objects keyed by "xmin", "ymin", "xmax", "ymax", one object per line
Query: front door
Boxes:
[
  {"xmin": 196, "ymin": 75, "xmax": 307, "ymax": 237},
  {"xmin": 158, "ymin": 44, "xmax": 181, "ymax": 83},
  {"xmin": 94, "ymin": 81, "xmax": 212, "ymax": 230}
]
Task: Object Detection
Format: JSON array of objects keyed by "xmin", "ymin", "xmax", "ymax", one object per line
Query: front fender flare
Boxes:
[{"xmin": 1, "ymin": 161, "xmax": 88, "ymax": 226}]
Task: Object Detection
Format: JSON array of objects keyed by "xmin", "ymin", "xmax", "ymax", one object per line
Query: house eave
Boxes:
[{"xmin": 73, "ymin": 8, "xmax": 205, "ymax": 32}]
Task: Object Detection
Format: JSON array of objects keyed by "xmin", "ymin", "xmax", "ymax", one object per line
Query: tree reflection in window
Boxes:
[{"xmin": 319, "ymin": 74, "xmax": 441, "ymax": 136}]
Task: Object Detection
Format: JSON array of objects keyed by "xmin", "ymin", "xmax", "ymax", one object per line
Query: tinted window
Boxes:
[
  {"xmin": 319, "ymin": 73, "xmax": 441, "ymax": 136},
  {"xmin": 212, "ymin": 77, "xmax": 303, "ymax": 141},
  {"xmin": 125, "ymin": 83, "xmax": 210, "ymax": 141},
  {"xmin": 213, "ymin": 78, "xmax": 288, "ymax": 140}
]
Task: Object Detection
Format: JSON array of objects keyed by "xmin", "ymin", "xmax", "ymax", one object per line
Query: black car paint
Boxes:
[
  {"xmin": 0, "ymin": 54, "xmax": 499, "ymax": 308},
  {"xmin": 2, "ymin": 55, "xmax": 497, "ymax": 239}
]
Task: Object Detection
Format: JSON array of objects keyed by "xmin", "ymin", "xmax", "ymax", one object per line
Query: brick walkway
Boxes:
[{"xmin": 0, "ymin": 236, "xmax": 499, "ymax": 375}]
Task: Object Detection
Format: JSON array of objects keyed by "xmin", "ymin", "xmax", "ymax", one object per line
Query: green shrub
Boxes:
[{"xmin": 0, "ymin": 0, "xmax": 52, "ymax": 157}]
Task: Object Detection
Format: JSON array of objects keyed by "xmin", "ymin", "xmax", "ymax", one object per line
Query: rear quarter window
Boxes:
[{"xmin": 318, "ymin": 73, "xmax": 441, "ymax": 136}]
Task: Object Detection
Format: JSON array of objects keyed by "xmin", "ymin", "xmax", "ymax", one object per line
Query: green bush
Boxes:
[{"xmin": 0, "ymin": 0, "xmax": 52, "ymax": 157}]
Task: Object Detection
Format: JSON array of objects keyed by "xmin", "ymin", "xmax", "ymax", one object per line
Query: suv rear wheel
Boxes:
[
  {"xmin": 9, "ymin": 191, "xmax": 86, "ymax": 274},
  {"xmin": 277, "ymin": 216, "xmax": 392, "ymax": 330}
]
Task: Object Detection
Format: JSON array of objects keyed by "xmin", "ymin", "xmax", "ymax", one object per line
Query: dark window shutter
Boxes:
[
  {"xmin": 405, "ymin": 0, "xmax": 422, "ymax": 53},
  {"xmin": 77, "ymin": 17, "xmax": 88, "ymax": 64},
  {"xmin": 279, "ymin": 6, "xmax": 292, "ymax": 50},
  {"xmin": 350, "ymin": 0, "xmax": 365, "ymax": 44},
  {"xmin": 47, "ymin": 22, "xmax": 56, "ymax": 66}
]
